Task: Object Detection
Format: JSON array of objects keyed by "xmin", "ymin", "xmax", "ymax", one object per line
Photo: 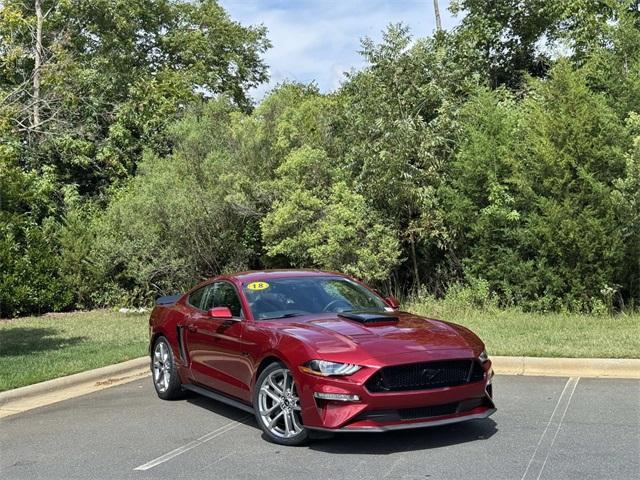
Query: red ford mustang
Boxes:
[{"xmin": 148, "ymin": 269, "xmax": 495, "ymax": 445}]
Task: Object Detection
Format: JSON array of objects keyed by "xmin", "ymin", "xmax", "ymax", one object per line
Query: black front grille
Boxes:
[{"xmin": 366, "ymin": 359, "xmax": 484, "ymax": 392}]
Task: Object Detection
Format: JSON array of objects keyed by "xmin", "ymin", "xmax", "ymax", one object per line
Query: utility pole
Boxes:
[
  {"xmin": 433, "ymin": 0, "xmax": 442, "ymax": 32},
  {"xmin": 33, "ymin": 0, "xmax": 43, "ymax": 128}
]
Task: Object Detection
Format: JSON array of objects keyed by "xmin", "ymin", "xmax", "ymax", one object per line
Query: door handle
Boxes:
[{"xmin": 187, "ymin": 325, "xmax": 197, "ymax": 333}]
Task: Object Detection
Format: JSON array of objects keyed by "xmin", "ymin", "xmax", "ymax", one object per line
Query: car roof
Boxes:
[{"xmin": 228, "ymin": 269, "xmax": 345, "ymax": 283}]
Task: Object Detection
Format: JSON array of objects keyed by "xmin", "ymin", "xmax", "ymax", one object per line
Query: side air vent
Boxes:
[
  {"xmin": 176, "ymin": 326, "xmax": 188, "ymax": 365},
  {"xmin": 338, "ymin": 311, "xmax": 399, "ymax": 324}
]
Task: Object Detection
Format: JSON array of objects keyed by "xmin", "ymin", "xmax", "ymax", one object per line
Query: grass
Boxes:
[
  {"xmin": 407, "ymin": 298, "xmax": 640, "ymax": 359},
  {"xmin": 0, "ymin": 310, "xmax": 148, "ymax": 392},
  {"xmin": 1, "ymin": 303, "xmax": 638, "ymax": 392}
]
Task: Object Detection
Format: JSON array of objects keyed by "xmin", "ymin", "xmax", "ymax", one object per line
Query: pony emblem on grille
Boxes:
[{"xmin": 420, "ymin": 368, "xmax": 441, "ymax": 382}]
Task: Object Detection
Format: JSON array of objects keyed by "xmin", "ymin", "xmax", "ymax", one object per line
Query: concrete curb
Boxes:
[
  {"xmin": 0, "ymin": 357, "xmax": 149, "ymax": 404},
  {"xmin": 0, "ymin": 357, "xmax": 150, "ymax": 418},
  {"xmin": 492, "ymin": 356, "xmax": 640, "ymax": 378}
]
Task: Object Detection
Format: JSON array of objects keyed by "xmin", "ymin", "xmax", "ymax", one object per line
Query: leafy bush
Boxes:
[
  {"xmin": 0, "ymin": 162, "xmax": 72, "ymax": 316},
  {"xmin": 2, "ymin": 2, "xmax": 639, "ymax": 315},
  {"xmin": 86, "ymin": 100, "xmax": 261, "ymax": 306},
  {"xmin": 261, "ymin": 146, "xmax": 401, "ymax": 282},
  {"xmin": 442, "ymin": 64, "xmax": 634, "ymax": 311}
]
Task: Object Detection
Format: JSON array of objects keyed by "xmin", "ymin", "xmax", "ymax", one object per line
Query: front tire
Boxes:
[
  {"xmin": 253, "ymin": 362, "xmax": 309, "ymax": 446},
  {"xmin": 152, "ymin": 336, "xmax": 182, "ymax": 400}
]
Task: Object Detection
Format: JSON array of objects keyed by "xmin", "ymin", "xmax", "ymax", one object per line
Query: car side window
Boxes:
[
  {"xmin": 187, "ymin": 284, "xmax": 214, "ymax": 310},
  {"xmin": 200, "ymin": 284, "xmax": 219, "ymax": 311},
  {"xmin": 212, "ymin": 282, "xmax": 243, "ymax": 318}
]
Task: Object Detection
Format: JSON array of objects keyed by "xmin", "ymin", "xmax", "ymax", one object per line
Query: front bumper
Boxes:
[
  {"xmin": 309, "ymin": 407, "xmax": 496, "ymax": 432},
  {"xmin": 297, "ymin": 358, "xmax": 495, "ymax": 432}
]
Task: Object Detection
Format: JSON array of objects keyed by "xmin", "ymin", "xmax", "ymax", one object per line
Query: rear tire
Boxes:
[
  {"xmin": 253, "ymin": 362, "xmax": 309, "ymax": 446},
  {"xmin": 152, "ymin": 336, "xmax": 182, "ymax": 400}
]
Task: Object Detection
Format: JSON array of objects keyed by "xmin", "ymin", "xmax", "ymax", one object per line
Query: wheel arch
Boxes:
[
  {"xmin": 149, "ymin": 331, "xmax": 164, "ymax": 356},
  {"xmin": 149, "ymin": 328, "xmax": 178, "ymax": 359},
  {"xmin": 252, "ymin": 354, "xmax": 289, "ymax": 396},
  {"xmin": 256, "ymin": 355, "xmax": 286, "ymax": 378}
]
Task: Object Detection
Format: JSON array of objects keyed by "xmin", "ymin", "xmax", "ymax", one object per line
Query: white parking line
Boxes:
[
  {"xmin": 133, "ymin": 416, "xmax": 249, "ymax": 471},
  {"xmin": 521, "ymin": 376, "xmax": 580, "ymax": 480}
]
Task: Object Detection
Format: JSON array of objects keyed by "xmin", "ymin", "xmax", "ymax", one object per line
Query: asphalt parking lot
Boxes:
[{"xmin": 1, "ymin": 375, "xmax": 638, "ymax": 480}]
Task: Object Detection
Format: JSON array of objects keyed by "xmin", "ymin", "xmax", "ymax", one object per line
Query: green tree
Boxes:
[
  {"xmin": 518, "ymin": 63, "xmax": 628, "ymax": 310},
  {"xmin": 440, "ymin": 87, "xmax": 529, "ymax": 302},
  {"xmin": 0, "ymin": 158, "xmax": 72, "ymax": 316},
  {"xmin": 444, "ymin": 64, "xmax": 631, "ymax": 310},
  {"xmin": 3, "ymin": 2, "xmax": 639, "ymax": 315},
  {"xmin": 261, "ymin": 146, "xmax": 401, "ymax": 282},
  {"xmin": 613, "ymin": 112, "xmax": 640, "ymax": 308},
  {"xmin": 582, "ymin": 5, "xmax": 640, "ymax": 118},
  {"xmin": 338, "ymin": 25, "xmax": 472, "ymax": 291},
  {"xmin": 449, "ymin": 0, "xmax": 636, "ymax": 88},
  {"xmin": 0, "ymin": 0, "xmax": 270, "ymax": 314},
  {"xmin": 87, "ymin": 99, "xmax": 259, "ymax": 304},
  {"xmin": 0, "ymin": 0, "xmax": 270, "ymax": 193}
]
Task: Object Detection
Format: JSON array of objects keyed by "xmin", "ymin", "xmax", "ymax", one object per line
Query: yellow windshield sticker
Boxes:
[{"xmin": 247, "ymin": 281, "xmax": 269, "ymax": 291}]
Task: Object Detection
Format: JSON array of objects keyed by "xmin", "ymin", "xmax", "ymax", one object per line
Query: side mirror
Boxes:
[
  {"xmin": 208, "ymin": 306, "xmax": 233, "ymax": 319},
  {"xmin": 384, "ymin": 296, "xmax": 400, "ymax": 309}
]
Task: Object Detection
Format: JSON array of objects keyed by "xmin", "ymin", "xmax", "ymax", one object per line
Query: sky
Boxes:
[{"xmin": 220, "ymin": 0, "xmax": 460, "ymax": 100}]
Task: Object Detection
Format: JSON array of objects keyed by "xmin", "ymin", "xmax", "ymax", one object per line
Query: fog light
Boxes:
[{"xmin": 314, "ymin": 392, "xmax": 360, "ymax": 402}]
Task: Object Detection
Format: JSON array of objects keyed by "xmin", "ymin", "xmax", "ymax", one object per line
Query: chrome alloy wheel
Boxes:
[
  {"xmin": 258, "ymin": 368, "xmax": 304, "ymax": 439},
  {"xmin": 153, "ymin": 341, "xmax": 171, "ymax": 393}
]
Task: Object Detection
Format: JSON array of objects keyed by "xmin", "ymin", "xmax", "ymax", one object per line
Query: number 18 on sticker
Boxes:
[{"xmin": 247, "ymin": 281, "xmax": 269, "ymax": 291}]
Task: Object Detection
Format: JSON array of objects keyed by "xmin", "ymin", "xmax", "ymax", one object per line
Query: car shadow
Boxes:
[
  {"xmin": 184, "ymin": 392, "xmax": 497, "ymax": 453},
  {"xmin": 0, "ymin": 327, "xmax": 87, "ymax": 356},
  {"xmin": 309, "ymin": 419, "xmax": 498, "ymax": 454},
  {"xmin": 184, "ymin": 392, "xmax": 260, "ymax": 428}
]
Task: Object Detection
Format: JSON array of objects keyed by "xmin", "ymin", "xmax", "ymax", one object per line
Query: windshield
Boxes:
[{"xmin": 242, "ymin": 276, "xmax": 388, "ymax": 320}]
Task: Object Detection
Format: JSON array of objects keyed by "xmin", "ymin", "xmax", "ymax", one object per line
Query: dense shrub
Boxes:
[
  {"xmin": 443, "ymin": 65, "xmax": 634, "ymax": 310},
  {"xmin": 0, "ymin": 162, "xmax": 72, "ymax": 316},
  {"xmin": 2, "ymin": 1, "xmax": 639, "ymax": 315},
  {"xmin": 85, "ymin": 100, "xmax": 262, "ymax": 306}
]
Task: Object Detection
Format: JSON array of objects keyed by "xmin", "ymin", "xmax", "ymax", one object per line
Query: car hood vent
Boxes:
[{"xmin": 337, "ymin": 311, "xmax": 399, "ymax": 324}]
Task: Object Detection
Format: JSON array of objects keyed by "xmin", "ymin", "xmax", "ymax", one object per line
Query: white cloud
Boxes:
[{"xmin": 220, "ymin": 0, "xmax": 460, "ymax": 100}]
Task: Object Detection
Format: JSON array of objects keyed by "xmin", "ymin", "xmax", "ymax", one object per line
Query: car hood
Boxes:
[{"xmin": 269, "ymin": 311, "xmax": 482, "ymax": 362}]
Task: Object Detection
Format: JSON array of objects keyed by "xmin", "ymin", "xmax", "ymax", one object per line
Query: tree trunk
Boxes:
[
  {"xmin": 433, "ymin": 0, "xmax": 442, "ymax": 32},
  {"xmin": 33, "ymin": 0, "xmax": 43, "ymax": 129},
  {"xmin": 409, "ymin": 233, "xmax": 421, "ymax": 291}
]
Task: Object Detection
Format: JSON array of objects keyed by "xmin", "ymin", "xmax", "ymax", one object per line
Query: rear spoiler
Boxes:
[{"xmin": 155, "ymin": 294, "xmax": 181, "ymax": 306}]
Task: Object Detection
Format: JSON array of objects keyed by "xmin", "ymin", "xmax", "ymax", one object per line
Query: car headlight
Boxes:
[
  {"xmin": 479, "ymin": 349, "xmax": 489, "ymax": 363},
  {"xmin": 300, "ymin": 360, "xmax": 361, "ymax": 376}
]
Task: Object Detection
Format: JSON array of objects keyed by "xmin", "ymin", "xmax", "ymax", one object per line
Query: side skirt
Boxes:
[{"xmin": 182, "ymin": 383, "xmax": 255, "ymax": 414}]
